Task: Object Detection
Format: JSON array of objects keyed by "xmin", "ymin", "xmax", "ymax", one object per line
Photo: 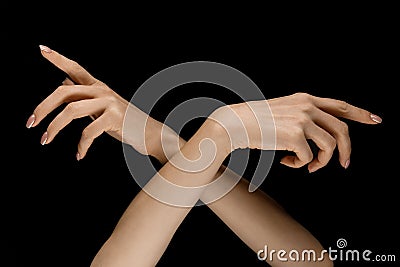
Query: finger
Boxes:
[
  {"xmin": 39, "ymin": 45, "xmax": 97, "ymax": 85},
  {"xmin": 304, "ymin": 123, "xmax": 337, "ymax": 173},
  {"xmin": 32, "ymin": 85, "xmax": 100, "ymax": 127},
  {"xmin": 77, "ymin": 115, "xmax": 110, "ymax": 160},
  {"xmin": 311, "ymin": 96, "xmax": 382, "ymax": 124},
  {"xmin": 311, "ymin": 108, "xmax": 352, "ymax": 168},
  {"xmin": 280, "ymin": 131, "xmax": 313, "ymax": 168},
  {"xmin": 45, "ymin": 99, "xmax": 107, "ymax": 144},
  {"xmin": 60, "ymin": 78, "xmax": 101, "ymax": 121},
  {"xmin": 62, "ymin": 77, "xmax": 75, "ymax": 85}
]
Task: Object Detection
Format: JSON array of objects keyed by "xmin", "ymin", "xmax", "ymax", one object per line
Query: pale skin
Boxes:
[{"xmin": 27, "ymin": 45, "xmax": 382, "ymax": 266}]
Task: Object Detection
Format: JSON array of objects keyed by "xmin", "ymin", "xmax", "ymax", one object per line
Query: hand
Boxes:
[
  {"xmin": 211, "ymin": 93, "xmax": 382, "ymax": 172},
  {"xmin": 26, "ymin": 45, "xmax": 166, "ymax": 160}
]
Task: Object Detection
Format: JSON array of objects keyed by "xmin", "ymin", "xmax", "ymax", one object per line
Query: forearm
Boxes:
[
  {"xmin": 91, "ymin": 119, "xmax": 230, "ymax": 266},
  {"xmin": 208, "ymin": 179, "xmax": 332, "ymax": 267},
  {"xmin": 147, "ymin": 121, "xmax": 327, "ymax": 266}
]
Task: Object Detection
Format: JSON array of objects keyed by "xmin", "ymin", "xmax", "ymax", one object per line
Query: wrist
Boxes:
[
  {"xmin": 208, "ymin": 105, "xmax": 249, "ymax": 151},
  {"xmin": 201, "ymin": 118, "xmax": 232, "ymax": 159},
  {"xmin": 146, "ymin": 122, "xmax": 183, "ymax": 164}
]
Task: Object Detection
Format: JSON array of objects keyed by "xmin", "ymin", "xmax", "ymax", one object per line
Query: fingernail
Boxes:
[
  {"xmin": 26, "ymin": 114, "xmax": 35, "ymax": 128},
  {"xmin": 41, "ymin": 132, "xmax": 48, "ymax": 145},
  {"xmin": 76, "ymin": 152, "xmax": 81, "ymax": 161},
  {"xmin": 39, "ymin": 45, "xmax": 52, "ymax": 53},
  {"xmin": 308, "ymin": 166, "xmax": 316, "ymax": 173},
  {"xmin": 370, "ymin": 114, "xmax": 382, "ymax": 123},
  {"xmin": 344, "ymin": 159, "xmax": 350, "ymax": 169}
]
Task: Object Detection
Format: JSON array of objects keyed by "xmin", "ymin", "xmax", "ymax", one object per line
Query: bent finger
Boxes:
[
  {"xmin": 280, "ymin": 134, "xmax": 313, "ymax": 168},
  {"xmin": 32, "ymin": 85, "xmax": 100, "ymax": 127},
  {"xmin": 311, "ymin": 108, "xmax": 352, "ymax": 168},
  {"xmin": 304, "ymin": 123, "xmax": 337, "ymax": 172},
  {"xmin": 77, "ymin": 115, "xmax": 110, "ymax": 159},
  {"xmin": 45, "ymin": 99, "xmax": 107, "ymax": 144}
]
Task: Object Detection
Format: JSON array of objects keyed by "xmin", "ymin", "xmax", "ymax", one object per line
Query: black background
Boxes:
[{"xmin": 3, "ymin": 4, "xmax": 399, "ymax": 267}]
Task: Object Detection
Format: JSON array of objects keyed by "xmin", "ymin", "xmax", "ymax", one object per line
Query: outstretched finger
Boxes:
[
  {"xmin": 311, "ymin": 96, "xmax": 382, "ymax": 124},
  {"xmin": 39, "ymin": 45, "xmax": 97, "ymax": 85}
]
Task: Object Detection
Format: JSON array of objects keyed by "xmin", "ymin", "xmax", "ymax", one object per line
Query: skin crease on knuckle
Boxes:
[
  {"xmin": 65, "ymin": 102, "xmax": 79, "ymax": 116},
  {"xmin": 326, "ymin": 137, "xmax": 337, "ymax": 156},
  {"xmin": 298, "ymin": 102, "xmax": 316, "ymax": 116},
  {"xmin": 338, "ymin": 121, "xmax": 349, "ymax": 136},
  {"xmin": 81, "ymin": 127, "xmax": 93, "ymax": 141},
  {"xmin": 295, "ymin": 113, "xmax": 311, "ymax": 128},
  {"xmin": 336, "ymin": 100, "xmax": 349, "ymax": 115}
]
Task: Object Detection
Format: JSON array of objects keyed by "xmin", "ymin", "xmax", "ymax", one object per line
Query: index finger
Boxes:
[
  {"xmin": 311, "ymin": 96, "xmax": 382, "ymax": 124},
  {"xmin": 39, "ymin": 45, "xmax": 97, "ymax": 85}
]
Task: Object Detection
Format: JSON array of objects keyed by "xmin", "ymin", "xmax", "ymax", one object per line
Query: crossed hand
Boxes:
[{"xmin": 27, "ymin": 45, "xmax": 381, "ymax": 267}]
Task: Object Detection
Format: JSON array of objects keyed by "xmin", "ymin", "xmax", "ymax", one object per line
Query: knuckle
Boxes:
[
  {"xmin": 54, "ymin": 85, "xmax": 67, "ymax": 95},
  {"xmin": 100, "ymin": 84, "xmax": 112, "ymax": 93},
  {"xmin": 330, "ymin": 136, "xmax": 337, "ymax": 148},
  {"xmin": 337, "ymin": 121, "xmax": 349, "ymax": 135},
  {"xmin": 326, "ymin": 137, "xmax": 337, "ymax": 152},
  {"xmin": 107, "ymin": 107, "xmax": 121, "ymax": 120},
  {"xmin": 319, "ymin": 151, "xmax": 332, "ymax": 166},
  {"xmin": 105, "ymin": 95, "xmax": 118, "ymax": 105},
  {"xmin": 301, "ymin": 158, "xmax": 313, "ymax": 166},
  {"xmin": 337, "ymin": 100, "xmax": 349, "ymax": 114},
  {"xmin": 291, "ymin": 126, "xmax": 305, "ymax": 139},
  {"xmin": 304, "ymin": 152, "xmax": 314, "ymax": 163},
  {"xmin": 65, "ymin": 102, "xmax": 78, "ymax": 114},
  {"xmin": 300, "ymin": 102, "xmax": 315, "ymax": 113},
  {"xmin": 296, "ymin": 113, "xmax": 311, "ymax": 126},
  {"xmin": 81, "ymin": 128, "xmax": 93, "ymax": 141},
  {"xmin": 338, "ymin": 121, "xmax": 349, "ymax": 135},
  {"xmin": 293, "ymin": 92, "xmax": 311, "ymax": 101},
  {"xmin": 52, "ymin": 86, "xmax": 69, "ymax": 101}
]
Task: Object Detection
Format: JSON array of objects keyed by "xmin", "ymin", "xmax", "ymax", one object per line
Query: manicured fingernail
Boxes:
[
  {"xmin": 76, "ymin": 152, "xmax": 81, "ymax": 161},
  {"xmin": 41, "ymin": 132, "xmax": 48, "ymax": 145},
  {"xmin": 39, "ymin": 45, "xmax": 52, "ymax": 53},
  {"xmin": 370, "ymin": 114, "xmax": 382, "ymax": 123},
  {"xmin": 344, "ymin": 159, "xmax": 350, "ymax": 169},
  {"xmin": 26, "ymin": 114, "xmax": 35, "ymax": 128}
]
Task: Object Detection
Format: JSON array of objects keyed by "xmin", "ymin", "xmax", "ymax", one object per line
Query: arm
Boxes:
[
  {"xmin": 91, "ymin": 118, "xmax": 231, "ymax": 266},
  {"xmin": 29, "ymin": 46, "xmax": 381, "ymax": 266}
]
